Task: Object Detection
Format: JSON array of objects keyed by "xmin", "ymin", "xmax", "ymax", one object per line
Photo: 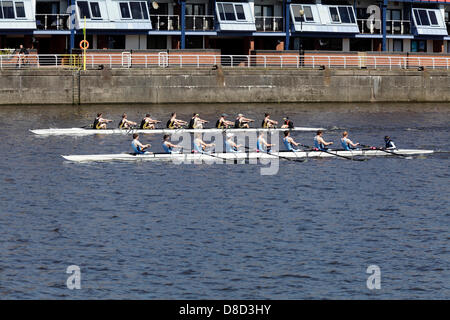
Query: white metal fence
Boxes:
[{"xmin": 2, "ymin": 53, "xmax": 450, "ymax": 70}]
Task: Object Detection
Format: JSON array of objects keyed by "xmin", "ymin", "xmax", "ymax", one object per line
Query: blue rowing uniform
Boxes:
[
  {"xmin": 283, "ymin": 137, "xmax": 298, "ymax": 151},
  {"xmin": 256, "ymin": 137, "xmax": 264, "ymax": 152},
  {"xmin": 225, "ymin": 140, "xmax": 238, "ymax": 153},
  {"xmin": 132, "ymin": 140, "xmax": 146, "ymax": 154},
  {"xmin": 341, "ymin": 138, "xmax": 352, "ymax": 151},
  {"xmin": 162, "ymin": 142, "xmax": 173, "ymax": 153},
  {"xmin": 314, "ymin": 136, "xmax": 326, "ymax": 151},
  {"xmin": 193, "ymin": 140, "xmax": 203, "ymax": 153}
]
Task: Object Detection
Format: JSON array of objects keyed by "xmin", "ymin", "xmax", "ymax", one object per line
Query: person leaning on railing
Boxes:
[{"xmin": 16, "ymin": 44, "xmax": 29, "ymax": 67}]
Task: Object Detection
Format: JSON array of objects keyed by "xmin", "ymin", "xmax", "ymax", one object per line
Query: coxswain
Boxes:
[
  {"xmin": 225, "ymin": 133, "xmax": 241, "ymax": 153},
  {"xmin": 340, "ymin": 131, "xmax": 359, "ymax": 150},
  {"xmin": 261, "ymin": 113, "xmax": 278, "ymax": 129},
  {"xmin": 216, "ymin": 114, "xmax": 233, "ymax": 129},
  {"xmin": 193, "ymin": 134, "xmax": 215, "ymax": 153},
  {"xmin": 166, "ymin": 113, "xmax": 188, "ymax": 129},
  {"xmin": 256, "ymin": 131, "xmax": 275, "ymax": 152},
  {"xmin": 131, "ymin": 133, "xmax": 151, "ymax": 154},
  {"xmin": 162, "ymin": 134, "xmax": 182, "ymax": 153},
  {"xmin": 384, "ymin": 136, "xmax": 397, "ymax": 150},
  {"xmin": 93, "ymin": 113, "xmax": 113, "ymax": 130},
  {"xmin": 281, "ymin": 117, "xmax": 294, "ymax": 129},
  {"xmin": 314, "ymin": 130, "xmax": 333, "ymax": 151},
  {"xmin": 188, "ymin": 113, "xmax": 208, "ymax": 129},
  {"xmin": 140, "ymin": 114, "xmax": 160, "ymax": 129},
  {"xmin": 118, "ymin": 113, "xmax": 137, "ymax": 129},
  {"xmin": 283, "ymin": 131, "xmax": 300, "ymax": 151},
  {"xmin": 234, "ymin": 114, "xmax": 254, "ymax": 129}
]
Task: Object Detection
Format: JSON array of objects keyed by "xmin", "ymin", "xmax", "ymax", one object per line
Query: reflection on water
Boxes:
[{"xmin": 0, "ymin": 103, "xmax": 448, "ymax": 299}]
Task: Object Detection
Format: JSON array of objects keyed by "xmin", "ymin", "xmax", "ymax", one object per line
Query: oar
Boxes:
[
  {"xmin": 244, "ymin": 147, "xmax": 306, "ymax": 163},
  {"xmin": 200, "ymin": 150, "xmax": 241, "ymax": 163},
  {"xmin": 360, "ymin": 144, "xmax": 411, "ymax": 159},
  {"xmin": 298, "ymin": 144, "xmax": 367, "ymax": 161}
]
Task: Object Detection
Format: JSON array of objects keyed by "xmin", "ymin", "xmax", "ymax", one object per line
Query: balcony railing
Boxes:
[
  {"xmin": 186, "ymin": 15, "xmax": 214, "ymax": 31},
  {"xmin": 36, "ymin": 14, "xmax": 70, "ymax": 31},
  {"xmin": 357, "ymin": 19, "xmax": 411, "ymax": 35},
  {"xmin": 255, "ymin": 16, "xmax": 283, "ymax": 32},
  {"xmin": 150, "ymin": 15, "xmax": 180, "ymax": 31}
]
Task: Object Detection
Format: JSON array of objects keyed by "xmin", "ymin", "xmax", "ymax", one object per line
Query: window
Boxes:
[
  {"xmin": 393, "ymin": 39, "xmax": 403, "ymax": 52},
  {"xmin": 255, "ymin": 5, "xmax": 273, "ymax": 17},
  {"xmin": 429, "ymin": 11, "xmax": 438, "ymax": 26},
  {"xmin": 338, "ymin": 7, "xmax": 350, "ymax": 23},
  {"xmin": 304, "ymin": 6, "xmax": 314, "ymax": 22},
  {"xmin": 235, "ymin": 4, "xmax": 245, "ymax": 20},
  {"xmin": 217, "ymin": 3, "xmax": 250, "ymax": 22},
  {"xmin": 329, "ymin": 7, "xmax": 339, "ymax": 22},
  {"xmin": 292, "ymin": 5, "xmax": 315, "ymax": 23},
  {"xmin": 77, "ymin": 1, "xmax": 91, "ymax": 19},
  {"xmin": 223, "ymin": 4, "xmax": 235, "ymax": 21},
  {"xmin": 15, "ymin": 2, "xmax": 25, "ymax": 18},
  {"xmin": 413, "ymin": 9, "xmax": 442, "ymax": 27},
  {"xmin": 418, "ymin": 9, "xmax": 430, "ymax": 26},
  {"xmin": 90, "ymin": 2, "xmax": 101, "ymax": 19},
  {"xmin": 2, "ymin": 1, "xmax": 15, "ymax": 19},
  {"xmin": 329, "ymin": 6, "xmax": 355, "ymax": 24},
  {"xmin": 411, "ymin": 40, "xmax": 426, "ymax": 52},
  {"xmin": 186, "ymin": 4, "xmax": 205, "ymax": 16},
  {"xmin": 120, "ymin": 2, "xmax": 131, "ymax": 19},
  {"xmin": 130, "ymin": 2, "xmax": 142, "ymax": 19}
]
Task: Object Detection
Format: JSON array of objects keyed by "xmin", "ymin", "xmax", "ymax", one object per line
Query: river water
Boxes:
[{"xmin": 0, "ymin": 103, "xmax": 448, "ymax": 299}]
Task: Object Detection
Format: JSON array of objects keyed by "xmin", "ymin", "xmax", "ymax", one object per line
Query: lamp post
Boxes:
[{"xmin": 299, "ymin": 9, "xmax": 304, "ymax": 67}]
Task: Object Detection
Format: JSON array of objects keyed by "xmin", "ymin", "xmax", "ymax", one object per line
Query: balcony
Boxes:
[
  {"xmin": 185, "ymin": 15, "xmax": 214, "ymax": 31},
  {"xmin": 149, "ymin": 15, "xmax": 215, "ymax": 31},
  {"xmin": 255, "ymin": 16, "xmax": 283, "ymax": 32},
  {"xmin": 357, "ymin": 19, "xmax": 411, "ymax": 35},
  {"xmin": 150, "ymin": 15, "xmax": 180, "ymax": 31},
  {"xmin": 36, "ymin": 14, "xmax": 70, "ymax": 31}
]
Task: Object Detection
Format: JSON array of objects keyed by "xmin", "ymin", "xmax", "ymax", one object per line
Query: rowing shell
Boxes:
[
  {"xmin": 30, "ymin": 127, "xmax": 325, "ymax": 136},
  {"xmin": 62, "ymin": 149, "xmax": 433, "ymax": 162}
]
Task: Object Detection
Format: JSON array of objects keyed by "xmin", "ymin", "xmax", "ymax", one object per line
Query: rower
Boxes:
[
  {"xmin": 216, "ymin": 114, "xmax": 233, "ymax": 129},
  {"xmin": 140, "ymin": 114, "xmax": 160, "ymax": 130},
  {"xmin": 225, "ymin": 133, "xmax": 241, "ymax": 153},
  {"xmin": 314, "ymin": 130, "xmax": 333, "ymax": 151},
  {"xmin": 283, "ymin": 131, "xmax": 300, "ymax": 151},
  {"xmin": 93, "ymin": 113, "xmax": 112, "ymax": 130},
  {"xmin": 166, "ymin": 113, "xmax": 188, "ymax": 129},
  {"xmin": 256, "ymin": 131, "xmax": 275, "ymax": 152},
  {"xmin": 340, "ymin": 131, "xmax": 359, "ymax": 150},
  {"xmin": 261, "ymin": 113, "xmax": 278, "ymax": 129},
  {"xmin": 118, "ymin": 113, "xmax": 137, "ymax": 129},
  {"xmin": 384, "ymin": 136, "xmax": 397, "ymax": 150},
  {"xmin": 188, "ymin": 113, "xmax": 208, "ymax": 129},
  {"xmin": 162, "ymin": 134, "xmax": 182, "ymax": 153},
  {"xmin": 131, "ymin": 133, "xmax": 151, "ymax": 154},
  {"xmin": 281, "ymin": 117, "xmax": 294, "ymax": 129},
  {"xmin": 193, "ymin": 134, "xmax": 215, "ymax": 153},
  {"xmin": 234, "ymin": 114, "xmax": 254, "ymax": 129}
]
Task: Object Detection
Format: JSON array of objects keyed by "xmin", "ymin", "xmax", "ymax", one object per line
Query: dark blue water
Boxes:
[{"xmin": 0, "ymin": 103, "xmax": 449, "ymax": 299}]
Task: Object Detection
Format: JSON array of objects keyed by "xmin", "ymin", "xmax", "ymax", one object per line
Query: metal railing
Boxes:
[
  {"xmin": 150, "ymin": 14, "xmax": 180, "ymax": 31},
  {"xmin": 357, "ymin": 19, "xmax": 411, "ymax": 35},
  {"xmin": 186, "ymin": 15, "xmax": 214, "ymax": 31},
  {"xmin": 2, "ymin": 53, "xmax": 450, "ymax": 70},
  {"xmin": 36, "ymin": 14, "xmax": 70, "ymax": 30},
  {"xmin": 255, "ymin": 16, "xmax": 284, "ymax": 32}
]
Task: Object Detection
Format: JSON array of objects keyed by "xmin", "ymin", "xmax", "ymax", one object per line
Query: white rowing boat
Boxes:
[
  {"xmin": 30, "ymin": 126, "xmax": 325, "ymax": 136},
  {"xmin": 62, "ymin": 149, "xmax": 433, "ymax": 162}
]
